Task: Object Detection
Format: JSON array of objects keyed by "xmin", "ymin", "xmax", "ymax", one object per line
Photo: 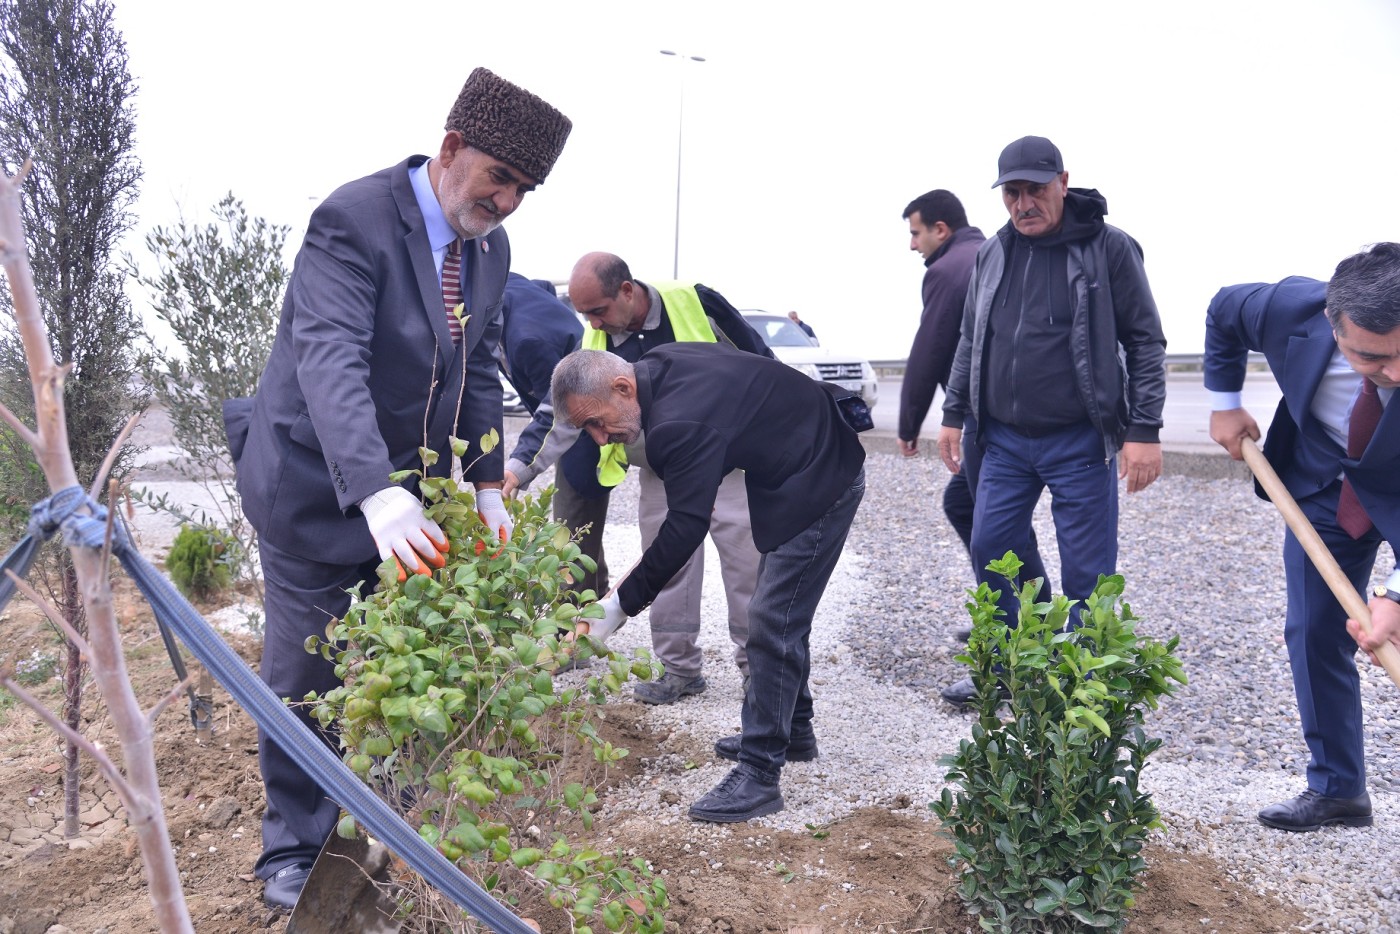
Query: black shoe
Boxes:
[
  {"xmin": 633, "ymin": 671, "xmax": 707, "ymax": 705},
  {"xmin": 689, "ymin": 765, "xmax": 784, "ymax": 823},
  {"xmin": 263, "ymin": 862, "xmax": 314, "ymax": 910},
  {"xmin": 939, "ymin": 676, "xmax": 1010, "ymax": 709},
  {"xmin": 714, "ymin": 733, "xmax": 818, "ymax": 763},
  {"xmin": 1257, "ymin": 789, "xmax": 1373, "ymax": 832}
]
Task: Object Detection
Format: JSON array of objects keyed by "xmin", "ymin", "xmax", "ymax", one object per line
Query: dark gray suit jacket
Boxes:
[{"xmin": 233, "ymin": 155, "xmax": 509, "ymax": 565}]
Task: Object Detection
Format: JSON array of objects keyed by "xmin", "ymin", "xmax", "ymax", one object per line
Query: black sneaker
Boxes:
[
  {"xmin": 632, "ymin": 671, "xmax": 706, "ymax": 705},
  {"xmin": 713, "ymin": 732, "xmax": 818, "ymax": 763},
  {"xmin": 688, "ymin": 765, "xmax": 784, "ymax": 823},
  {"xmin": 940, "ymin": 676, "xmax": 1010, "ymax": 709}
]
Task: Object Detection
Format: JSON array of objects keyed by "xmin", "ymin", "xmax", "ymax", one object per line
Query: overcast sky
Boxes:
[{"xmin": 111, "ymin": 0, "xmax": 1400, "ymax": 360}]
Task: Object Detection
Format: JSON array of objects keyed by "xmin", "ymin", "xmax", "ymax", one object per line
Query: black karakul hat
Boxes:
[{"xmin": 445, "ymin": 67, "xmax": 572, "ymax": 183}]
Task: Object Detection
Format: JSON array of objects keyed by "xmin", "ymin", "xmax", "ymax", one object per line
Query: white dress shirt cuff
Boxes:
[{"xmin": 1210, "ymin": 390, "xmax": 1244, "ymax": 411}]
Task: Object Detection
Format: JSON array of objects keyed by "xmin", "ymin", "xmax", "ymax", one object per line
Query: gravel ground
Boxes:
[
  {"xmin": 128, "ymin": 411, "xmax": 1400, "ymax": 930},
  {"xmin": 562, "ymin": 444, "xmax": 1400, "ymax": 933}
]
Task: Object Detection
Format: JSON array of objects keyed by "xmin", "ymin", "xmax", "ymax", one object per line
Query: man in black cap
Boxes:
[
  {"xmin": 935, "ymin": 137, "xmax": 1166, "ymax": 707},
  {"xmin": 228, "ymin": 67, "xmax": 570, "ymax": 909}
]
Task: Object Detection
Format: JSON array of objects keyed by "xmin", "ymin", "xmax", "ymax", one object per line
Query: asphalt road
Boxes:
[{"xmin": 871, "ymin": 370, "xmax": 1284, "ymax": 455}]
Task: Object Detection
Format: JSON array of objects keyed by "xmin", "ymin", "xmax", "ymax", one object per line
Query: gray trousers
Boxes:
[{"xmin": 631, "ymin": 443, "xmax": 759, "ymax": 678}]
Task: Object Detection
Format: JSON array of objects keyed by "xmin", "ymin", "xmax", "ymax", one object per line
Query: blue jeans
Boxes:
[
  {"xmin": 739, "ymin": 470, "xmax": 865, "ymax": 781},
  {"xmin": 971, "ymin": 419, "xmax": 1117, "ymax": 620},
  {"xmin": 957, "ymin": 415, "xmax": 1047, "ymax": 585}
]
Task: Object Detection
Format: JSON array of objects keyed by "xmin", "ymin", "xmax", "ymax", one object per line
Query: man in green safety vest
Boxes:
[{"xmin": 566, "ymin": 251, "xmax": 774, "ymax": 704}]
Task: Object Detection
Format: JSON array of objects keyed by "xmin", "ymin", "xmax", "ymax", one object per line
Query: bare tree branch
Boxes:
[
  {"xmin": 146, "ymin": 671, "xmax": 197, "ymax": 728},
  {"xmin": 0, "ymin": 673, "xmax": 144, "ymax": 817},
  {"xmin": 5, "ymin": 568, "xmax": 92, "ymax": 658},
  {"xmin": 89, "ymin": 411, "xmax": 143, "ymax": 500},
  {"xmin": 0, "ymin": 395, "xmax": 37, "ymax": 446}
]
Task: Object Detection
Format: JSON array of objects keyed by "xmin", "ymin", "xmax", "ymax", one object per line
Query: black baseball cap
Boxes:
[{"xmin": 992, "ymin": 136, "xmax": 1064, "ymax": 187}]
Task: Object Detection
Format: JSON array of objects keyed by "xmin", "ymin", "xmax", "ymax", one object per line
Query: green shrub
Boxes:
[
  {"xmin": 165, "ymin": 524, "xmax": 236, "ymax": 600},
  {"xmin": 931, "ymin": 553, "xmax": 1186, "ymax": 933},
  {"xmin": 306, "ymin": 442, "xmax": 667, "ymax": 933}
]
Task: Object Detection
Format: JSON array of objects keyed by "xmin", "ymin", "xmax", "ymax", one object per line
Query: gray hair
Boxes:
[
  {"xmin": 1326, "ymin": 242, "xmax": 1400, "ymax": 334},
  {"xmin": 550, "ymin": 349, "xmax": 635, "ymax": 422}
]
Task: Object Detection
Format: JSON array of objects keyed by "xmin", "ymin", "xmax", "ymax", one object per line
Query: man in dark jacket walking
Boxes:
[
  {"xmin": 899, "ymin": 189, "xmax": 1045, "ymax": 601},
  {"xmin": 936, "ymin": 137, "xmax": 1167, "ymax": 707}
]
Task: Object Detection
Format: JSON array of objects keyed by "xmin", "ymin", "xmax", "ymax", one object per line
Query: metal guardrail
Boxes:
[{"xmin": 869, "ymin": 351, "xmax": 1267, "ymax": 379}]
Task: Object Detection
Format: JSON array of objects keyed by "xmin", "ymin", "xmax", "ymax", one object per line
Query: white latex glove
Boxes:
[
  {"xmin": 588, "ymin": 592, "xmax": 628, "ymax": 642},
  {"xmin": 360, "ymin": 487, "xmax": 448, "ymax": 580},
  {"xmin": 476, "ymin": 487, "xmax": 513, "ymax": 543}
]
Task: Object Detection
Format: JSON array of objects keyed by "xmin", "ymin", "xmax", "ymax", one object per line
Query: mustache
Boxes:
[{"xmin": 1016, "ymin": 209, "xmax": 1041, "ymax": 220}]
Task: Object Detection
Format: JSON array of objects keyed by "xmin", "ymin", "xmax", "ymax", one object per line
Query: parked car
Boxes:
[{"xmin": 740, "ymin": 310, "xmax": 878, "ymax": 410}]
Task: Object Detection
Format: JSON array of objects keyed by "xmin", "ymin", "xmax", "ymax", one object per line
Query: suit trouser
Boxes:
[
  {"xmin": 253, "ymin": 539, "xmax": 376, "ymax": 878},
  {"xmin": 971, "ymin": 419, "xmax": 1116, "ymax": 620},
  {"xmin": 632, "ymin": 446, "xmax": 760, "ymax": 678},
  {"xmin": 551, "ymin": 468, "xmax": 610, "ymax": 596},
  {"xmin": 1286, "ymin": 484, "xmax": 1378, "ymax": 798}
]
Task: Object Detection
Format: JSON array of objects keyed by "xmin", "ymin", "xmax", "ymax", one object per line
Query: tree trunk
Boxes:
[{"xmin": 61, "ymin": 558, "xmax": 85, "ymax": 838}]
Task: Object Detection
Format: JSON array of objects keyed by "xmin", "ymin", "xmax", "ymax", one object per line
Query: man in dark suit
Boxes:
[
  {"xmin": 551, "ymin": 344, "xmax": 866, "ymax": 823},
  {"xmin": 1206, "ymin": 242, "xmax": 1400, "ymax": 832},
  {"xmin": 498, "ymin": 273, "xmax": 610, "ymax": 595},
  {"xmin": 231, "ymin": 68, "xmax": 570, "ymax": 908}
]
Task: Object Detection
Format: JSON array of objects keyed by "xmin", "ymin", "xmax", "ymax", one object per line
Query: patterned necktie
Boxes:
[
  {"xmin": 441, "ymin": 239, "xmax": 463, "ymax": 344},
  {"xmin": 1336, "ymin": 378, "xmax": 1382, "ymax": 539}
]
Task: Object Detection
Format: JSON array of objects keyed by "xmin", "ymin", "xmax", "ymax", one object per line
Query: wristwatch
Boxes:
[{"xmin": 1375, "ymin": 576, "xmax": 1400, "ymax": 604}]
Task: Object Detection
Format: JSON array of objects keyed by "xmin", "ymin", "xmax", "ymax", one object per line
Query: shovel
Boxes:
[
  {"xmin": 286, "ymin": 829, "xmax": 402, "ymax": 934},
  {"xmin": 1241, "ymin": 437, "xmax": 1400, "ymax": 690}
]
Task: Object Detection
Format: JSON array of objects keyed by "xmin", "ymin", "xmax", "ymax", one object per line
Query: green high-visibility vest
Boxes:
[{"xmin": 581, "ymin": 282, "xmax": 715, "ymax": 487}]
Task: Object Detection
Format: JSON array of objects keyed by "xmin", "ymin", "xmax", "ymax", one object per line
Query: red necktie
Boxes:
[
  {"xmin": 1336, "ymin": 378, "xmax": 1382, "ymax": 539},
  {"xmin": 441, "ymin": 239, "xmax": 463, "ymax": 344}
]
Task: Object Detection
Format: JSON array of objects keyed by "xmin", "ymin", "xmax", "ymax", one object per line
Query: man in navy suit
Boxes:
[
  {"xmin": 231, "ymin": 68, "xmax": 570, "ymax": 908},
  {"xmin": 551, "ymin": 344, "xmax": 866, "ymax": 823},
  {"xmin": 1206, "ymin": 242, "xmax": 1400, "ymax": 832},
  {"xmin": 498, "ymin": 273, "xmax": 610, "ymax": 596}
]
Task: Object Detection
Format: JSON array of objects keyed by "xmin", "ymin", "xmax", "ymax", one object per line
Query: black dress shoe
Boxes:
[
  {"xmin": 1257, "ymin": 789, "xmax": 1372, "ymax": 832},
  {"xmin": 939, "ymin": 676, "xmax": 1010, "ymax": 709},
  {"xmin": 263, "ymin": 862, "xmax": 314, "ymax": 909},
  {"xmin": 689, "ymin": 765, "xmax": 784, "ymax": 823},
  {"xmin": 714, "ymin": 733, "xmax": 818, "ymax": 763}
]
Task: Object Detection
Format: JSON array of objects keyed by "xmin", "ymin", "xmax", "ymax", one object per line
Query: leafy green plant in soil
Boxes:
[
  {"xmin": 165, "ymin": 523, "xmax": 237, "ymax": 601},
  {"xmin": 931, "ymin": 553, "xmax": 1187, "ymax": 933},
  {"xmin": 306, "ymin": 435, "xmax": 666, "ymax": 933}
]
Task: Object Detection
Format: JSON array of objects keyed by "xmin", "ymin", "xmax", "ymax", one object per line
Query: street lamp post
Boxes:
[{"xmin": 660, "ymin": 49, "xmax": 705, "ymax": 279}]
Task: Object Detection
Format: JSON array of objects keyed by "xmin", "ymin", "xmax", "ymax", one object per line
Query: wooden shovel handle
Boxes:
[{"xmin": 1241, "ymin": 438, "xmax": 1400, "ymax": 690}]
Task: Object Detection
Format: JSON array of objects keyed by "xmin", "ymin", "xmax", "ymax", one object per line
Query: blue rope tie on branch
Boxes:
[{"xmin": 0, "ymin": 487, "xmax": 534, "ymax": 933}]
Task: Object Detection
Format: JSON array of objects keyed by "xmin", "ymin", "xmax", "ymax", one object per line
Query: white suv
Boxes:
[{"xmin": 741, "ymin": 311, "xmax": 878, "ymax": 410}]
